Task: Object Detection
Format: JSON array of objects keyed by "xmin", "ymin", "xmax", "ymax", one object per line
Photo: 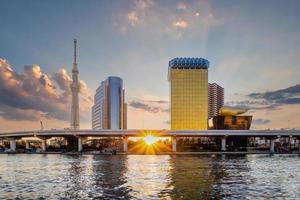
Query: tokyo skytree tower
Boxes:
[{"xmin": 70, "ymin": 39, "xmax": 80, "ymax": 130}]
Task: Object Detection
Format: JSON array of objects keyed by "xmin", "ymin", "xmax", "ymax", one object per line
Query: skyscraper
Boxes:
[
  {"xmin": 70, "ymin": 39, "xmax": 80, "ymax": 130},
  {"xmin": 92, "ymin": 76, "xmax": 127, "ymax": 130},
  {"xmin": 208, "ymin": 83, "xmax": 224, "ymax": 119},
  {"xmin": 168, "ymin": 58, "xmax": 209, "ymax": 130}
]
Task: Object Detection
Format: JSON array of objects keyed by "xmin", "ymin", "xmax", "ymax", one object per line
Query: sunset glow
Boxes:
[{"xmin": 143, "ymin": 135, "xmax": 159, "ymax": 146}]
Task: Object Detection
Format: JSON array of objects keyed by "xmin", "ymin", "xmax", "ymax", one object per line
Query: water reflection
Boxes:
[
  {"xmin": 0, "ymin": 154, "xmax": 300, "ymax": 199},
  {"xmin": 124, "ymin": 155, "xmax": 172, "ymax": 199},
  {"xmin": 62, "ymin": 155, "xmax": 131, "ymax": 199}
]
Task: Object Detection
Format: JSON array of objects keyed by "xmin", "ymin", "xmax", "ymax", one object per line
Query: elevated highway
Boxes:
[
  {"xmin": 0, "ymin": 129, "xmax": 300, "ymax": 153},
  {"xmin": 1, "ymin": 129, "xmax": 300, "ymax": 138}
]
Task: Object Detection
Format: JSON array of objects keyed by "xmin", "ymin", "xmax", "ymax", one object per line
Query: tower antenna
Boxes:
[{"xmin": 74, "ymin": 39, "xmax": 77, "ymax": 64}]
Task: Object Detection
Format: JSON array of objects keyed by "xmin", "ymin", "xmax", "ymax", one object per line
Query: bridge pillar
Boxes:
[
  {"xmin": 298, "ymin": 139, "xmax": 300, "ymax": 153},
  {"xmin": 9, "ymin": 138, "xmax": 16, "ymax": 151},
  {"xmin": 270, "ymin": 138, "xmax": 275, "ymax": 153},
  {"xmin": 25, "ymin": 141, "xmax": 30, "ymax": 149},
  {"xmin": 171, "ymin": 136, "xmax": 177, "ymax": 152},
  {"xmin": 123, "ymin": 136, "xmax": 128, "ymax": 152},
  {"xmin": 41, "ymin": 139, "xmax": 47, "ymax": 152},
  {"xmin": 288, "ymin": 136, "xmax": 292, "ymax": 152},
  {"xmin": 221, "ymin": 136, "xmax": 226, "ymax": 151},
  {"xmin": 78, "ymin": 137, "xmax": 83, "ymax": 152}
]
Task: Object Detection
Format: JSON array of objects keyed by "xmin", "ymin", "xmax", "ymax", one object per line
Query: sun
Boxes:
[{"xmin": 143, "ymin": 135, "xmax": 159, "ymax": 146}]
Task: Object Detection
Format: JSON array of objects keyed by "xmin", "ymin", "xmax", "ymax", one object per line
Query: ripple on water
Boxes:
[{"xmin": 0, "ymin": 154, "xmax": 300, "ymax": 199}]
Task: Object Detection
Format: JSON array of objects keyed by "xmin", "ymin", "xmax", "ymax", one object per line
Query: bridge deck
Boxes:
[{"xmin": 0, "ymin": 129, "xmax": 300, "ymax": 138}]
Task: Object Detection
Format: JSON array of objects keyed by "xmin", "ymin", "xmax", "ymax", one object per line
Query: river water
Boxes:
[{"xmin": 0, "ymin": 154, "xmax": 300, "ymax": 199}]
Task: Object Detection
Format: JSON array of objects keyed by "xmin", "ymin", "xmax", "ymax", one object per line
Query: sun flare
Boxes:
[{"xmin": 143, "ymin": 135, "xmax": 159, "ymax": 146}]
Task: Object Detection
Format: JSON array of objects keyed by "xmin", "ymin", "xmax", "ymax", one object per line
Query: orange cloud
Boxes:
[
  {"xmin": 0, "ymin": 58, "xmax": 93, "ymax": 125},
  {"xmin": 173, "ymin": 20, "xmax": 188, "ymax": 28}
]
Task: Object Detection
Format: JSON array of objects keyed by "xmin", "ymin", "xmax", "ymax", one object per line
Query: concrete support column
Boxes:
[
  {"xmin": 172, "ymin": 136, "xmax": 177, "ymax": 152},
  {"xmin": 123, "ymin": 136, "xmax": 128, "ymax": 152},
  {"xmin": 78, "ymin": 137, "xmax": 83, "ymax": 152},
  {"xmin": 288, "ymin": 136, "xmax": 292, "ymax": 151},
  {"xmin": 221, "ymin": 136, "xmax": 226, "ymax": 151},
  {"xmin": 25, "ymin": 141, "xmax": 30, "ymax": 149},
  {"xmin": 270, "ymin": 138, "xmax": 275, "ymax": 153},
  {"xmin": 9, "ymin": 138, "xmax": 16, "ymax": 151},
  {"xmin": 41, "ymin": 139, "xmax": 47, "ymax": 152},
  {"xmin": 298, "ymin": 138, "xmax": 300, "ymax": 153}
]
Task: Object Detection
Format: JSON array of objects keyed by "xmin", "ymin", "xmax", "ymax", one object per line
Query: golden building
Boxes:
[{"xmin": 168, "ymin": 58, "xmax": 209, "ymax": 130}]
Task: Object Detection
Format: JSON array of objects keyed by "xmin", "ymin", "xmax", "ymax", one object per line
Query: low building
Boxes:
[
  {"xmin": 212, "ymin": 106, "xmax": 252, "ymax": 130},
  {"xmin": 212, "ymin": 106, "xmax": 253, "ymax": 150},
  {"xmin": 212, "ymin": 115, "xmax": 252, "ymax": 130}
]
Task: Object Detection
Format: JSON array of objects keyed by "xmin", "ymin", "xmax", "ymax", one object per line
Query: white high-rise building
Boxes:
[
  {"xmin": 208, "ymin": 83, "xmax": 224, "ymax": 119},
  {"xmin": 92, "ymin": 77, "xmax": 127, "ymax": 130}
]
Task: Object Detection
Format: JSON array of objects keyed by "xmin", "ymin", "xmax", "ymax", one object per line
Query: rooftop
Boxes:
[{"xmin": 169, "ymin": 57, "xmax": 209, "ymax": 69}]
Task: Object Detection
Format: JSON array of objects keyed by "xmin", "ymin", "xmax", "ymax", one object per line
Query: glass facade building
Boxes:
[
  {"xmin": 168, "ymin": 58, "xmax": 209, "ymax": 130},
  {"xmin": 92, "ymin": 77, "xmax": 127, "ymax": 130}
]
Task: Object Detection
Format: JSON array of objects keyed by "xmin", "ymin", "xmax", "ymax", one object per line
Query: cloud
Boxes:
[
  {"xmin": 173, "ymin": 20, "xmax": 188, "ymax": 29},
  {"xmin": 127, "ymin": 11, "xmax": 140, "ymax": 26},
  {"xmin": 0, "ymin": 58, "xmax": 93, "ymax": 122},
  {"xmin": 129, "ymin": 99, "xmax": 169, "ymax": 113},
  {"xmin": 129, "ymin": 101, "xmax": 163, "ymax": 113},
  {"xmin": 247, "ymin": 84, "xmax": 300, "ymax": 108},
  {"xmin": 126, "ymin": 0, "xmax": 154, "ymax": 27},
  {"xmin": 113, "ymin": 0, "xmax": 219, "ymax": 39},
  {"xmin": 225, "ymin": 100, "xmax": 273, "ymax": 110},
  {"xmin": 249, "ymin": 84, "xmax": 300, "ymax": 101},
  {"xmin": 227, "ymin": 84, "xmax": 300, "ymax": 129},
  {"xmin": 0, "ymin": 105, "xmax": 46, "ymax": 121},
  {"xmin": 127, "ymin": 96, "xmax": 170, "ymax": 129},
  {"xmin": 252, "ymin": 118, "xmax": 271, "ymax": 125},
  {"xmin": 277, "ymin": 98, "xmax": 300, "ymax": 104},
  {"xmin": 145, "ymin": 100, "xmax": 168, "ymax": 104},
  {"xmin": 227, "ymin": 84, "xmax": 300, "ymax": 112},
  {"xmin": 177, "ymin": 2, "xmax": 187, "ymax": 10}
]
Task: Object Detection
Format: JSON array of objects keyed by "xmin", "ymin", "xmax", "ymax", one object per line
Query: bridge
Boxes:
[{"xmin": 1, "ymin": 129, "xmax": 300, "ymax": 153}]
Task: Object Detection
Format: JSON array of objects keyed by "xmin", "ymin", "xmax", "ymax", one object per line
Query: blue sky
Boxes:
[{"xmin": 0, "ymin": 0, "xmax": 300, "ymax": 131}]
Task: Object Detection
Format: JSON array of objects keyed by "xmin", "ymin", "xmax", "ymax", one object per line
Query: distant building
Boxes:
[
  {"xmin": 92, "ymin": 77, "xmax": 127, "ymax": 130},
  {"xmin": 212, "ymin": 107, "xmax": 252, "ymax": 130},
  {"xmin": 208, "ymin": 83, "xmax": 224, "ymax": 119},
  {"xmin": 212, "ymin": 106, "xmax": 252, "ymax": 150},
  {"xmin": 212, "ymin": 115, "xmax": 252, "ymax": 130},
  {"xmin": 168, "ymin": 58, "xmax": 209, "ymax": 130}
]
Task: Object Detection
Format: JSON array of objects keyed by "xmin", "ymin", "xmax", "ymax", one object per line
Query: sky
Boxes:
[{"xmin": 0, "ymin": 0, "xmax": 300, "ymax": 132}]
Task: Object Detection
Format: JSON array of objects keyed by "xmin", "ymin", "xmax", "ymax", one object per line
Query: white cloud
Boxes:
[
  {"xmin": 112, "ymin": 0, "xmax": 219, "ymax": 39},
  {"xmin": 126, "ymin": 0, "xmax": 154, "ymax": 27}
]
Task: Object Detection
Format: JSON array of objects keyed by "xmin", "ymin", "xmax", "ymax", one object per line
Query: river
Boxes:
[{"xmin": 0, "ymin": 154, "xmax": 300, "ymax": 199}]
